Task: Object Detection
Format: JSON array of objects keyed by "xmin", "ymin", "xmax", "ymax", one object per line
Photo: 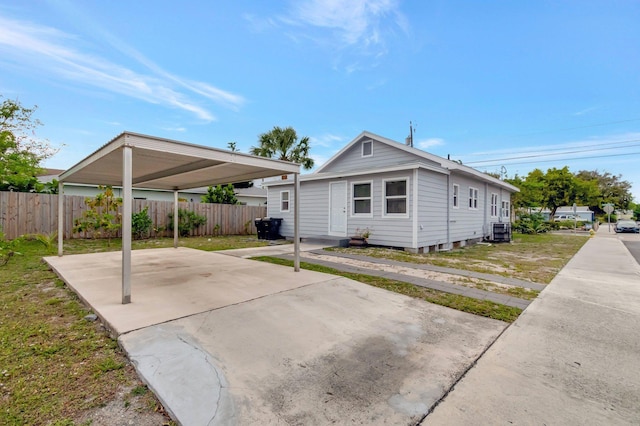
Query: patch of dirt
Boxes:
[
  {"xmin": 301, "ymin": 252, "xmax": 521, "ymax": 292},
  {"xmin": 76, "ymin": 384, "xmax": 173, "ymax": 426}
]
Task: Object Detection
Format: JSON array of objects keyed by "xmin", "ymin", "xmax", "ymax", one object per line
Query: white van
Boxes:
[{"xmin": 553, "ymin": 214, "xmax": 576, "ymax": 221}]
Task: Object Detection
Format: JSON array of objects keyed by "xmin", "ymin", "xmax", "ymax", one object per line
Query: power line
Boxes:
[
  {"xmin": 464, "ymin": 140, "xmax": 640, "ymax": 165},
  {"xmin": 505, "ymin": 117, "xmax": 640, "ymax": 138},
  {"xmin": 457, "ymin": 138, "xmax": 640, "ymax": 159},
  {"xmin": 476, "ymin": 151, "xmax": 640, "ymax": 169}
]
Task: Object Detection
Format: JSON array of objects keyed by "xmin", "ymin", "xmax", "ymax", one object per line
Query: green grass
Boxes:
[
  {"xmin": 62, "ymin": 234, "xmax": 273, "ymax": 255},
  {"xmin": 0, "ymin": 234, "xmax": 268, "ymax": 425},
  {"xmin": 328, "ymin": 233, "xmax": 588, "ymax": 284},
  {"xmin": 253, "ymin": 256, "xmax": 522, "ymax": 323}
]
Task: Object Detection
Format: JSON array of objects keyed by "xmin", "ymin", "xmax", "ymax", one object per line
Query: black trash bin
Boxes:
[
  {"xmin": 254, "ymin": 218, "xmax": 268, "ymax": 240},
  {"xmin": 263, "ymin": 217, "xmax": 283, "ymax": 240}
]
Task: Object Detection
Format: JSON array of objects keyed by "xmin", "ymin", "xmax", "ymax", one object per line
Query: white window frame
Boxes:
[
  {"xmin": 383, "ymin": 177, "xmax": 409, "ymax": 218},
  {"xmin": 280, "ymin": 190, "xmax": 290, "ymax": 212},
  {"xmin": 351, "ymin": 180, "xmax": 373, "ymax": 217},
  {"xmin": 502, "ymin": 200, "xmax": 510, "ymax": 218},
  {"xmin": 452, "ymin": 184, "xmax": 459, "ymax": 209},
  {"xmin": 361, "ymin": 140, "xmax": 373, "ymax": 157},
  {"xmin": 490, "ymin": 193, "xmax": 498, "ymax": 217},
  {"xmin": 468, "ymin": 187, "xmax": 478, "ymax": 210}
]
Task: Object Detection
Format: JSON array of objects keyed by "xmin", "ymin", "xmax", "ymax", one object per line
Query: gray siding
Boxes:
[
  {"xmin": 267, "ymin": 169, "xmax": 513, "ymax": 250},
  {"xmin": 416, "ymin": 170, "xmax": 448, "ymax": 248},
  {"xmin": 449, "ymin": 174, "xmax": 486, "ymax": 242},
  {"xmin": 266, "ymin": 180, "xmax": 330, "ymax": 238},
  {"xmin": 321, "ymin": 136, "xmax": 439, "ymax": 173}
]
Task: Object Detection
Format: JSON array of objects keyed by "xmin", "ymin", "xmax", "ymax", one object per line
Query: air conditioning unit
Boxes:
[{"xmin": 491, "ymin": 222, "xmax": 511, "ymax": 242}]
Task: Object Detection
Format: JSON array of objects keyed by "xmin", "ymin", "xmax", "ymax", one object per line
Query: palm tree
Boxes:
[{"xmin": 250, "ymin": 126, "xmax": 314, "ymax": 170}]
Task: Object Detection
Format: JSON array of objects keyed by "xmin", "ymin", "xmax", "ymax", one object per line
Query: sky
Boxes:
[{"xmin": 1, "ymin": 0, "xmax": 640, "ymax": 201}]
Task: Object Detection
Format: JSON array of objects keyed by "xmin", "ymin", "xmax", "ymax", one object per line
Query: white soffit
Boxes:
[{"xmin": 59, "ymin": 132, "xmax": 300, "ymax": 190}]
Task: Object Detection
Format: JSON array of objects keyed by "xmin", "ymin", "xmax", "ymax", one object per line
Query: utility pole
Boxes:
[{"xmin": 406, "ymin": 121, "xmax": 414, "ymax": 147}]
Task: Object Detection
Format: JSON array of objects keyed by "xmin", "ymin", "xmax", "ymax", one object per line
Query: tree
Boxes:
[
  {"xmin": 0, "ymin": 97, "xmax": 58, "ymax": 192},
  {"xmin": 575, "ymin": 170, "xmax": 633, "ymax": 214},
  {"xmin": 506, "ymin": 169, "xmax": 545, "ymax": 211},
  {"xmin": 73, "ymin": 186, "xmax": 122, "ymax": 245},
  {"xmin": 250, "ymin": 126, "xmax": 314, "ymax": 170},
  {"xmin": 541, "ymin": 167, "xmax": 576, "ymax": 217},
  {"xmin": 201, "ymin": 184, "xmax": 238, "ymax": 204}
]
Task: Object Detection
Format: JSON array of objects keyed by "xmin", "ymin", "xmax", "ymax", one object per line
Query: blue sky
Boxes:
[{"xmin": 2, "ymin": 1, "xmax": 640, "ymax": 200}]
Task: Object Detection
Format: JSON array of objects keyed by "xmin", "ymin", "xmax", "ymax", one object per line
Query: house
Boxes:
[
  {"xmin": 531, "ymin": 206, "xmax": 595, "ymax": 222},
  {"xmin": 37, "ymin": 169, "xmax": 267, "ymax": 205},
  {"xmin": 263, "ymin": 131, "xmax": 519, "ymax": 252}
]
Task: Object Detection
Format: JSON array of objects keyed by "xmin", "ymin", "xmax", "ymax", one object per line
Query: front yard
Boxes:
[
  {"xmin": 0, "ymin": 235, "xmax": 268, "ymax": 425},
  {"xmin": 328, "ymin": 233, "xmax": 588, "ymax": 284},
  {"xmin": 0, "ymin": 232, "xmax": 587, "ymax": 424}
]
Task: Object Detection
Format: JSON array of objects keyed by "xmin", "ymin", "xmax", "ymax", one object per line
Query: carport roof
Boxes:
[{"xmin": 59, "ymin": 131, "xmax": 300, "ymax": 190}]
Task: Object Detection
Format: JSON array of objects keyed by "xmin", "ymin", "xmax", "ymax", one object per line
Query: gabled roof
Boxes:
[{"xmin": 315, "ymin": 131, "xmax": 519, "ymax": 192}]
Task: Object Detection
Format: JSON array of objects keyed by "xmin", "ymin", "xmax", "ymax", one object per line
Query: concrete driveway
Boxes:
[{"xmin": 46, "ymin": 247, "xmax": 507, "ymax": 425}]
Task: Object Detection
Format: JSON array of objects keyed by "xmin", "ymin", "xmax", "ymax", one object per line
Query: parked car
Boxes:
[
  {"xmin": 553, "ymin": 214, "xmax": 576, "ymax": 221},
  {"xmin": 615, "ymin": 220, "xmax": 640, "ymax": 233}
]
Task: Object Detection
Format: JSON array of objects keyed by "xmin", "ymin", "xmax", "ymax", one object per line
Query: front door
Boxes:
[{"xmin": 329, "ymin": 181, "xmax": 347, "ymax": 236}]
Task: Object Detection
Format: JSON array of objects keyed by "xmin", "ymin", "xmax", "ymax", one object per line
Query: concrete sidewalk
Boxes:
[{"xmin": 424, "ymin": 226, "xmax": 640, "ymax": 425}]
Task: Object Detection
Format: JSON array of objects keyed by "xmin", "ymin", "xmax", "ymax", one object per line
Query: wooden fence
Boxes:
[{"xmin": 0, "ymin": 191, "xmax": 267, "ymax": 240}]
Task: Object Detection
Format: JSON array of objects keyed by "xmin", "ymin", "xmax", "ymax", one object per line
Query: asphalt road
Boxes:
[{"xmin": 615, "ymin": 230, "xmax": 640, "ymax": 264}]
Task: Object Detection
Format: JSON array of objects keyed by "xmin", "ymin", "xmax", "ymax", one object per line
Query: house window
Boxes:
[
  {"xmin": 352, "ymin": 182, "xmax": 372, "ymax": 215},
  {"xmin": 362, "ymin": 140, "xmax": 373, "ymax": 157},
  {"xmin": 468, "ymin": 187, "xmax": 478, "ymax": 209},
  {"xmin": 502, "ymin": 200, "xmax": 510, "ymax": 218},
  {"xmin": 280, "ymin": 191, "xmax": 290, "ymax": 212},
  {"xmin": 491, "ymin": 193, "xmax": 498, "ymax": 217},
  {"xmin": 384, "ymin": 178, "xmax": 408, "ymax": 216},
  {"xmin": 453, "ymin": 184, "xmax": 459, "ymax": 208}
]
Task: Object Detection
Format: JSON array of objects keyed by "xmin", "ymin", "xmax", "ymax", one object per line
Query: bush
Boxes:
[
  {"xmin": 513, "ymin": 213, "xmax": 550, "ymax": 234},
  {"xmin": 167, "ymin": 208, "xmax": 207, "ymax": 237},
  {"xmin": 132, "ymin": 207, "xmax": 153, "ymax": 239}
]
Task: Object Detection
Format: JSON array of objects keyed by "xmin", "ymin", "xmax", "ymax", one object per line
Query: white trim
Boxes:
[
  {"xmin": 412, "ymin": 169, "xmax": 418, "ymax": 248},
  {"xmin": 452, "ymin": 184, "xmax": 460, "ymax": 209},
  {"xmin": 469, "ymin": 186, "xmax": 479, "ymax": 210},
  {"xmin": 328, "ymin": 181, "xmax": 348, "ymax": 236},
  {"xmin": 361, "ymin": 139, "xmax": 373, "ymax": 157},
  {"xmin": 314, "ymin": 130, "xmax": 519, "ymax": 192},
  {"xmin": 280, "ymin": 190, "xmax": 290, "ymax": 212},
  {"xmin": 501, "ymin": 200, "xmax": 510, "ymax": 219},
  {"xmin": 382, "ymin": 176, "xmax": 410, "ymax": 218},
  {"xmin": 263, "ymin": 162, "xmax": 448, "ymax": 187},
  {"xmin": 490, "ymin": 192, "xmax": 498, "ymax": 217},
  {"xmin": 351, "ymin": 180, "xmax": 373, "ymax": 217}
]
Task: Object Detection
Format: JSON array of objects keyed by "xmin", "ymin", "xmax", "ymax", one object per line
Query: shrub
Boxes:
[
  {"xmin": 132, "ymin": 206, "xmax": 153, "ymax": 239},
  {"xmin": 513, "ymin": 213, "xmax": 549, "ymax": 234},
  {"xmin": 167, "ymin": 208, "xmax": 207, "ymax": 237},
  {"xmin": 72, "ymin": 186, "xmax": 122, "ymax": 245}
]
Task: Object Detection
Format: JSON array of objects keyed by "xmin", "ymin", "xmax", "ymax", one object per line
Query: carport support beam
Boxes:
[
  {"xmin": 122, "ymin": 146, "xmax": 132, "ymax": 304},
  {"xmin": 173, "ymin": 190, "xmax": 179, "ymax": 248},
  {"xmin": 57, "ymin": 181, "xmax": 64, "ymax": 256},
  {"xmin": 294, "ymin": 172, "xmax": 300, "ymax": 272}
]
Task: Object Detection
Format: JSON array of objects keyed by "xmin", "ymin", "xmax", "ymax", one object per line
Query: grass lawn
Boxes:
[
  {"xmin": 0, "ymin": 235, "xmax": 267, "ymax": 425},
  {"xmin": 253, "ymin": 256, "xmax": 522, "ymax": 323},
  {"xmin": 328, "ymin": 233, "xmax": 589, "ymax": 284}
]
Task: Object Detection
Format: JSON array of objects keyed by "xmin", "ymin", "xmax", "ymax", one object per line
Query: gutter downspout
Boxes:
[
  {"xmin": 412, "ymin": 169, "xmax": 418, "ymax": 250},
  {"xmin": 446, "ymin": 174, "xmax": 450, "ymax": 249}
]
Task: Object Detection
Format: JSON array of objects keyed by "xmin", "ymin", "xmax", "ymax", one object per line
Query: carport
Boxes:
[{"xmin": 56, "ymin": 131, "xmax": 301, "ymax": 304}]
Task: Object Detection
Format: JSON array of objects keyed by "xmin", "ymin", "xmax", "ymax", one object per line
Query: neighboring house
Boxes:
[
  {"xmin": 37, "ymin": 169, "xmax": 267, "ymax": 205},
  {"xmin": 534, "ymin": 206, "xmax": 595, "ymax": 222},
  {"xmin": 264, "ymin": 131, "xmax": 519, "ymax": 252}
]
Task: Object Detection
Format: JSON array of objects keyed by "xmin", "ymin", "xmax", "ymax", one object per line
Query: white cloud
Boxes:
[
  {"xmin": 0, "ymin": 15, "xmax": 244, "ymax": 121},
  {"xmin": 417, "ymin": 138, "xmax": 444, "ymax": 150},
  {"xmin": 309, "ymin": 133, "xmax": 346, "ymax": 147},
  {"xmin": 279, "ymin": 0, "xmax": 408, "ymax": 65}
]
